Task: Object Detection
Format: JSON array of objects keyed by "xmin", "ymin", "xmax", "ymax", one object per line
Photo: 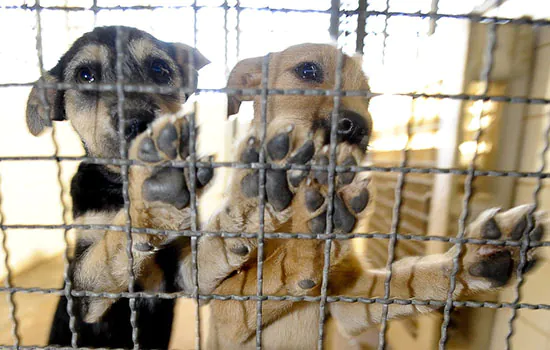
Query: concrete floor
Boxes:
[{"xmin": 0, "ymin": 255, "xmax": 200, "ymax": 349}]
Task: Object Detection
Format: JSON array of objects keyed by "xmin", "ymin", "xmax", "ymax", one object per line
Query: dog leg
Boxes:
[
  {"xmin": 329, "ymin": 205, "xmax": 548, "ymax": 338},
  {"xmin": 201, "ymin": 126, "xmax": 374, "ymax": 345},
  {"xmin": 73, "ymin": 114, "xmax": 213, "ymax": 323}
]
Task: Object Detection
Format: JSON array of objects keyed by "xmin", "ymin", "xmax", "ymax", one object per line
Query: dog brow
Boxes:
[{"xmin": 64, "ymin": 44, "xmax": 110, "ymax": 81}]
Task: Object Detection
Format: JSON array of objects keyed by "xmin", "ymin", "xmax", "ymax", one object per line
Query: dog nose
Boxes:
[
  {"xmin": 337, "ymin": 110, "xmax": 369, "ymax": 145},
  {"xmin": 121, "ymin": 110, "xmax": 156, "ymax": 141}
]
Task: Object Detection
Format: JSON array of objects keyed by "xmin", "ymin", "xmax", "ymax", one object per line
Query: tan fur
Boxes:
[{"xmin": 191, "ymin": 45, "xmax": 548, "ymax": 349}]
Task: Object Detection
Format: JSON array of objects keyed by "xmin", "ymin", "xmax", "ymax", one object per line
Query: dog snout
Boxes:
[
  {"xmin": 337, "ymin": 110, "xmax": 369, "ymax": 147},
  {"xmin": 120, "ymin": 109, "xmax": 156, "ymax": 141}
]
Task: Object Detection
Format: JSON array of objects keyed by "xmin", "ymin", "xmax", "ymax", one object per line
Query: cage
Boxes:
[{"xmin": 0, "ymin": 0, "xmax": 549, "ymax": 349}]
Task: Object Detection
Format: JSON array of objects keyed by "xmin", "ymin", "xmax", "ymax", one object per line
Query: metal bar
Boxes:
[
  {"xmin": 505, "ymin": 82, "xmax": 550, "ymax": 349},
  {"xmin": 318, "ymin": 1, "xmax": 342, "ymax": 347},
  {"xmin": 0, "ymin": 286, "xmax": 546, "ymax": 312},
  {"xmin": 33, "ymin": 0, "xmax": 78, "ymax": 346},
  {"xmin": 114, "ymin": 26, "xmax": 139, "ymax": 349},
  {"xmin": 0, "ymin": 165, "xmax": 20, "ymax": 348},
  {"xmin": 355, "ymin": 0, "xmax": 367, "ymax": 54},
  {"xmin": 5, "ymin": 81, "xmax": 550, "ymax": 106},
  {"xmin": 190, "ymin": 2, "xmax": 202, "ymax": 348},
  {"xmin": 439, "ymin": 3, "xmax": 501, "ymax": 347},
  {"xmin": 377, "ymin": 105, "xmax": 412, "ymax": 350},
  {"xmin": 0, "ymin": 225, "xmax": 548, "ymax": 248},
  {"xmin": 254, "ymin": 51, "xmax": 270, "ymax": 350},
  {"xmin": 3, "ymin": 4, "xmax": 550, "ymax": 27},
  {"xmin": 0, "ymin": 157, "xmax": 548, "ymax": 180}
]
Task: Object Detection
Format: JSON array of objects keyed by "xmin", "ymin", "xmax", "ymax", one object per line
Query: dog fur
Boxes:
[
  {"xmin": 192, "ymin": 44, "xmax": 547, "ymax": 349},
  {"xmin": 27, "ymin": 34, "xmax": 547, "ymax": 349},
  {"xmin": 26, "ymin": 26, "xmax": 210, "ymax": 348}
]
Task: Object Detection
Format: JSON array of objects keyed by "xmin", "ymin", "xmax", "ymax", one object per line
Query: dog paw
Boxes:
[
  {"xmin": 239, "ymin": 125, "xmax": 311, "ymax": 212},
  {"xmin": 301, "ymin": 143, "xmax": 370, "ymax": 234},
  {"xmin": 461, "ymin": 205, "xmax": 547, "ymax": 287},
  {"xmin": 130, "ymin": 114, "xmax": 213, "ymax": 210},
  {"xmin": 237, "ymin": 125, "xmax": 370, "ymax": 234}
]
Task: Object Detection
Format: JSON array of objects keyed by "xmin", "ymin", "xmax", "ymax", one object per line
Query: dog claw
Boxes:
[
  {"xmin": 137, "ymin": 137, "xmax": 162, "ymax": 162},
  {"xmin": 267, "ymin": 131, "xmax": 291, "ymax": 161},
  {"xmin": 143, "ymin": 167, "xmax": 190, "ymax": 209},
  {"xmin": 157, "ymin": 124, "xmax": 178, "ymax": 159},
  {"xmin": 349, "ymin": 189, "xmax": 369, "ymax": 214},
  {"xmin": 305, "ymin": 189, "xmax": 324, "ymax": 212},
  {"xmin": 266, "ymin": 170, "xmax": 293, "ymax": 211}
]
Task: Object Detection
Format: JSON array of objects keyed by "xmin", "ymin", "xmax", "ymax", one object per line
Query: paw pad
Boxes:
[
  {"xmin": 143, "ymin": 167, "xmax": 190, "ymax": 210},
  {"xmin": 298, "ymin": 279, "xmax": 316, "ymax": 290}
]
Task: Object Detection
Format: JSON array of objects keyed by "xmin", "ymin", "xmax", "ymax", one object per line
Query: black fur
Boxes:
[{"xmin": 50, "ymin": 163, "xmax": 183, "ymax": 349}]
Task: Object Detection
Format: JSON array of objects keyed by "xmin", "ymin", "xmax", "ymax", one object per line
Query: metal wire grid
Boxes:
[{"xmin": 0, "ymin": 1, "xmax": 548, "ymax": 350}]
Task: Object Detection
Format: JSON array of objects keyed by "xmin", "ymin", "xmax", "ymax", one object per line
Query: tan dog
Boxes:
[
  {"xmin": 59, "ymin": 41, "xmax": 547, "ymax": 349},
  {"xmin": 192, "ymin": 44, "xmax": 548, "ymax": 349}
]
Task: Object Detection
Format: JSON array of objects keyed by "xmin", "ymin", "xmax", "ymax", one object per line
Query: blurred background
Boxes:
[{"xmin": 0, "ymin": 0, "xmax": 549, "ymax": 348}]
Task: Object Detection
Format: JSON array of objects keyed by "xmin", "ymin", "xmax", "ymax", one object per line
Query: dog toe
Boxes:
[
  {"xmin": 349, "ymin": 189, "xmax": 369, "ymax": 214},
  {"xmin": 313, "ymin": 155, "xmax": 329, "ymax": 185},
  {"xmin": 266, "ymin": 127, "xmax": 292, "ymax": 161},
  {"xmin": 298, "ymin": 279, "xmax": 317, "ymax": 290},
  {"xmin": 240, "ymin": 137, "xmax": 260, "ymax": 163},
  {"xmin": 468, "ymin": 250, "xmax": 513, "ymax": 287},
  {"xmin": 137, "ymin": 137, "xmax": 162, "ymax": 162},
  {"xmin": 241, "ymin": 172, "xmax": 260, "ymax": 198},
  {"xmin": 305, "ymin": 188, "xmax": 324, "ymax": 212},
  {"xmin": 143, "ymin": 167, "xmax": 190, "ymax": 209},
  {"xmin": 196, "ymin": 159, "xmax": 214, "ymax": 188},
  {"xmin": 337, "ymin": 156, "xmax": 356, "ymax": 185},
  {"xmin": 288, "ymin": 140, "xmax": 315, "ymax": 164},
  {"xmin": 333, "ymin": 194, "xmax": 356, "ymax": 233},
  {"xmin": 157, "ymin": 123, "xmax": 178, "ymax": 159},
  {"xmin": 266, "ymin": 169, "xmax": 293, "ymax": 211}
]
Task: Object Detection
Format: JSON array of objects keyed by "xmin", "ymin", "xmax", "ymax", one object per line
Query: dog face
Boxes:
[
  {"xmin": 26, "ymin": 26, "xmax": 209, "ymax": 158},
  {"xmin": 227, "ymin": 43, "xmax": 371, "ymax": 150}
]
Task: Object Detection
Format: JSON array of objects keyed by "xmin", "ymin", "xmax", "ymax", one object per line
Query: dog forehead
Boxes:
[
  {"xmin": 128, "ymin": 38, "xmax": 173, "ymax": 63},
  {"xmin": 63, "ymin": 44, "xmax": 110, "ymax": 78},
  {"xmin": 273, "ymin": 44, "xmax": 368, "ymax": 88},
  {"xmin": 275, "ymin": 43, "xmax": 338, "ymax": 67}
]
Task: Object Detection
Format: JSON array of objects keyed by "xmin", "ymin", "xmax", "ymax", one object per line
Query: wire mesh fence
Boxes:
[{"xmin": 0, "ymin": 0, "xmax": 549, "ymax": 349}]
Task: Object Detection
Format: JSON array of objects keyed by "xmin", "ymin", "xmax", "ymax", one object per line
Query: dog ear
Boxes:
[
  {"xmin": 226, "ymin": 56, "xmax": 264, "ymax": 117},
  {"xmin": 26, "ymin": 72, "xmax": 65, "ymax": 136},
  {"xmin": 171, "ymin": 43, "xmax": 210, "ymax": 72}
]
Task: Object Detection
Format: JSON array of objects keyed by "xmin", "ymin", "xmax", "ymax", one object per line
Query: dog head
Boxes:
[
  {"xmin": 227, "ymin": 43, "xmax": 371, "ymax": 151},
  {"xmin": 26, "ymin": 26, "xmax": 209, "ymax": 158}
]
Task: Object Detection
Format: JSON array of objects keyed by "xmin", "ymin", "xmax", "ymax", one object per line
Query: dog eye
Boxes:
[
  {"xmin": 77, "ymin": 67, "xmax": 96, "ymax": 83},
  {"xmin": 294, "ymin": 62, "xmax": 322, "ymax": 83},
  {"xmin": 150, "ymin": 59, "xmax": 171, "ymax": 84}
]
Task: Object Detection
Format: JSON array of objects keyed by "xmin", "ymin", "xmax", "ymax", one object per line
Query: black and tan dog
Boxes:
[
  {"xmin": 26, "ymin": 26, "xmax": 211, "ymax": 348},
  {"xmin": 28, "ymin": 34, "xmax": 548, "ymax": 349}
]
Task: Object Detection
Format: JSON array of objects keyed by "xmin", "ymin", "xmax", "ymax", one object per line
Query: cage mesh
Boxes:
[{"xmin": 0, "ymin": 0, "xmax": 549, "ymax": 349}]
